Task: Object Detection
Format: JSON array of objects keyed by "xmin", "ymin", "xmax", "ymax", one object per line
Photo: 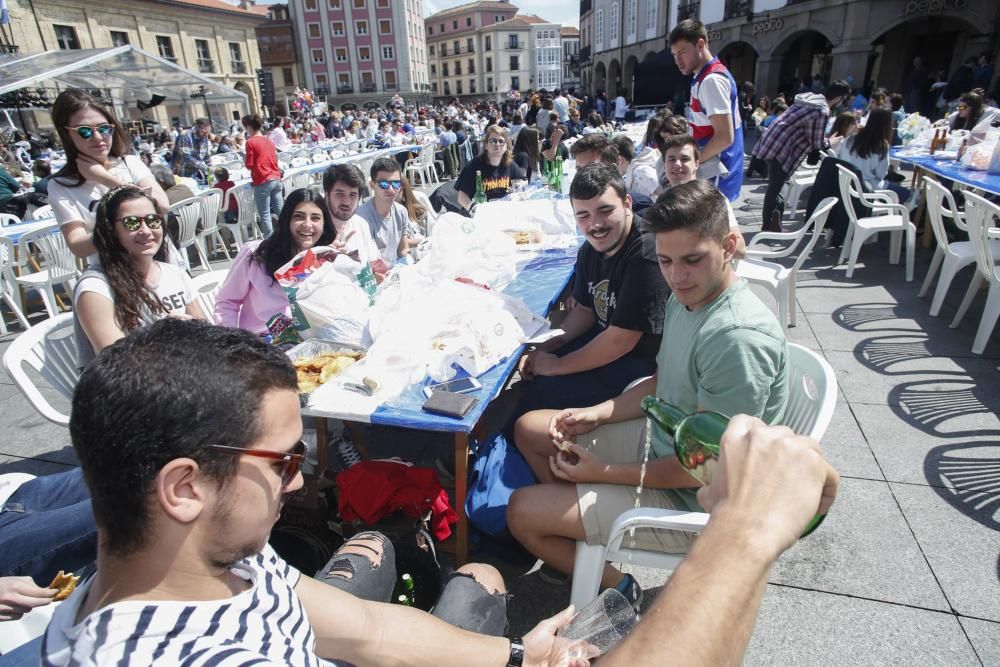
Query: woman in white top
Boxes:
[
  {"xmin": 48, "ymin": 89, "xmax": 169, "ymax": 261},
  {"xmin": 836, "ymin": 108, "xmax": 911, "ymax": 204},
  {"xmin": 73, "ymin": 186, "xmax": 204, "ymax": 366}
]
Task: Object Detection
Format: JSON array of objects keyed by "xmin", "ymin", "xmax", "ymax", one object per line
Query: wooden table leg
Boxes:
[{"xmin": 454, "ymin": 432, "xmax": 470, "ymax": 566}]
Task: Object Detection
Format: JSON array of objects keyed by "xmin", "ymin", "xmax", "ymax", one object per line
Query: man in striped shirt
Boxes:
[
  {"xmin": 751, "ymin": 81, "xmax": 851, "ymax": 232},
  {"xmin": 41, "ymin": 320, "xmax": 578, "ymax": 667}
]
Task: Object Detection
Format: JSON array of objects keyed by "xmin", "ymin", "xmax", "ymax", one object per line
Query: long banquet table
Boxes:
[{"xmin": 301, "ymin": 245, "xmax": 579, "ymax": 564}]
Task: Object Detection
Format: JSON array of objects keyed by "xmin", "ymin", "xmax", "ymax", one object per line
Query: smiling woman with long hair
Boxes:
[
  {"xmin": 49, "ymin": 89, "xmax": 169, "ymax": 261},
  {"xmin": 73, "ymin": 186, "xmax": 204, "ymax": 367},
  {"xmin": 214, "ymin": 188, "xmax": 337, "ymax": 335},
  {"xmin": 454, "ymin": 125, "xmax": 525, "ymax": 210}
]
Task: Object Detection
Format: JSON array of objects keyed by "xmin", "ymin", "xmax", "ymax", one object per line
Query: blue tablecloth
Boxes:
[
  {"xmin": 891, "ymin": 148, "xmax": 1000, "ymax": 195},
  {"xmin": 370, "ymin": 247, "xmax": 578, "ymax": 433}
]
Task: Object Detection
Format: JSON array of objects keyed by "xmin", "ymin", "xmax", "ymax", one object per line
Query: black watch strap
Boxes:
[{"xmin": 507, "ymin": 637, "xmax": 525, "ymax": 667}]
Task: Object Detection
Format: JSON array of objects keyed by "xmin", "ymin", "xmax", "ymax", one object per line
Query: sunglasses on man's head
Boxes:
[
  {"xmin": 67, "ymin": 124, "xmax": 115, "ymax": 140},
  {"xmin": 209, "ymin": 439, "xmax": 307, "ymax": 488},
  {"xmin": 376, "ymin": 179, "xmax": 403, "ymax": 190},
  {"xmin": 117, "ymin": 214, "xmax": 164, "ymax": 231}
]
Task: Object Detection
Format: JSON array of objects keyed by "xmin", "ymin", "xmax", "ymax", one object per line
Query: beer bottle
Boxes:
[
  {"xmin": 639, "ymin": 396, "xmax": 826, "ymax": 537},
  {"xmin": 473, "ymin": 170, "xmax": 487, "ymax": 205},
  {"xmin": 930, "ymin": 129, "xmax": 940, "ymax": 154},
  {"xmin": 396, "ymin": 594, "xmax": 413, "ymax": 606}
]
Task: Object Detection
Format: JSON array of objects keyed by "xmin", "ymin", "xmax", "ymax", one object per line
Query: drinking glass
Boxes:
[{"xmin": 557, "ymin": 588, "xmax": 637, "ymax": 658}]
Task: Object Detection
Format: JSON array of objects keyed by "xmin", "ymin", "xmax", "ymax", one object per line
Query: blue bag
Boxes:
[{"xmin": 465, "ymin": 433, "xmax": 537, "ymax": 536}]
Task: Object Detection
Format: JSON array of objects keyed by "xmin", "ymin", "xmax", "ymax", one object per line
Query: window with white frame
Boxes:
[
  {"xmin": 307, "ymin": 23, "xmax": 320, "ymax": 39},
  {"xmin": 379, "ymin": 19, "xmax": 391, "ymax": 35},
  {"xmin": 645, "ymin": 0, "xmax": 658, "ymax": 38},
  {"xmin": 335, "ymin": 47, "xmax": 347, "ymax": 62},
  {"xmin": 359, "ymin": 46, "xmax": 371, "ymax": 61},
  {"xmin": 609, "ymin": 3, "xmax": 619, "ymax": 44},
  {"xmin": 625, "ymin": 0, "xmax": 637, "ymax": 41},
  {"xmin": 355, "ymin": 20, "xmax": 368, "ymax": 35},
  {"xmin": 382, "ymin": 46, "xmax": 394, "ymax": 60},
  {"xmin": 332, "ymin": 21, "xmax": 344, "ymax": 36},
  {"xmin": 311, "ymin": 49, "xmax": 324, "ymax": 63},
  {"xmin": 595, "ymin": 9, "xmax": 604, "ymax": 51}
]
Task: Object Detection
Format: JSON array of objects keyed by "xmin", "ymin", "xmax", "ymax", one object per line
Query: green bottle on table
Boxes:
[
  {"xmin": 639, "ymin": 396, "xmax": 826, "ymax": 537},
  {"xmin": 473, "ymin": 170, "xmax": 487, "ymax": 205}
]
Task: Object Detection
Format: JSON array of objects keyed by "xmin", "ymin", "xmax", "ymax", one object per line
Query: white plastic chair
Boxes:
[
  {"xmin": 219, "ymin": 182, "xmax": 258, "ymax": 251},
  {"xmin": 949, "ymin": 192, "xmax": 1000, "ymax": 355},
  {"xmin": 919, "ymin": 179, "xmax": 1000, "ymax": 317},
  {"xmin": 836, "ymin": 165, "xmax": 915, "ymax": 282},
  {"xmin": 2, "ymin": 312, "xmax": 80, "ymax": 426},
  {"xmin": 14, "ymin": 225, "xmax": 79, "ymax": 318},
  {"xmin": 190, "ymin": 269, "xmax": 228, "ymax": 324},
  {"xmin": 167, "ymin": 196, "xmax": 205, "ymax": 273},
  {"xmin": 282, "ymin": 168, "xmax": 312, "ymax": 194},
  {"xmin": 0, "ymin": 236, "xmax": 30, "ymax": 334},
  {"xmin": 0, "ymin": 213, "xmax": 20, "ymax": 227},
  {"xmin": 30, "ymin": 205, "xmax": 53, "ymax": 220},
  {"xmin": 568, "ymin": 342, "xmax": 838, "ymax": 608},
  {"xmin": 197, "ymin": 188, "xmax": 230, "ymax": 264},
  {"xmin": 413, "ymin": 190, "xmax": 439, "ymax": 237},
  {"xmin": 737, "ymin": 197, "xmax": 837, "ymax": 328},
  {"xmin": 781, "ymin": 161, "xmax": 821, "ymax": 217}
]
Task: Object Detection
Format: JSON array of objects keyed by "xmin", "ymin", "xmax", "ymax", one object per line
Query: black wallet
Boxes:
[{"xmin": 422, "ymin": 390, "xmax": 478, "ymax": 418}]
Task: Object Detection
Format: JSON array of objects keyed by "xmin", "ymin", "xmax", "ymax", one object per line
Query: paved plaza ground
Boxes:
[{"xmin": 2, "ymin": 171, "xmax": 998, "ymax": 664}]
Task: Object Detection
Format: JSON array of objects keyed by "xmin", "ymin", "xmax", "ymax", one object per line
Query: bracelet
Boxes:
[{"xmin": 506, "ymin": 637, "xmax": 525, "ymax": 667}]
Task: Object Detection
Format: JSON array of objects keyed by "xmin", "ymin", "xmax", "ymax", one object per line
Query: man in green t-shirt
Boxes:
[{"xmin": 508, "ymin": 179, "xmax": 788, "ymax": 608}]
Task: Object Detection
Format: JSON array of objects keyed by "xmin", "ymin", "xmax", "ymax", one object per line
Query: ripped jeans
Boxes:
[{"xmin": 315, "ymin": 531, "xmax": 508, "ymax": 636}]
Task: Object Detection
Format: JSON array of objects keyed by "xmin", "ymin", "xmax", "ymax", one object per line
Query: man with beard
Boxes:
[{"xmin": 322, "ymin": 163, "xmax": 379, "ymax": 264}]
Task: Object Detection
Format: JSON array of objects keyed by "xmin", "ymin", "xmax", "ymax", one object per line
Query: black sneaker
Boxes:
[
  {"xmin": 614, "ymin": 573, "xmax": 643, "ymax": 612},
  {"xmin": 537, "ymin": 563, "xmax": 570, "ymax": 586}
]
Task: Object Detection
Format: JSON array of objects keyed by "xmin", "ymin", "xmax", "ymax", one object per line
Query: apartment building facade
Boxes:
[
  {"xmin": 289, "ymin": 0, "xmax": 430, "ymax": 110},
  {"xmin": 561, "ymin": 27, "xmax": 582, "ymax": 92},
  {"xmin": 257, "ymin": 4, "xmax": 305, "ymax": 117}
]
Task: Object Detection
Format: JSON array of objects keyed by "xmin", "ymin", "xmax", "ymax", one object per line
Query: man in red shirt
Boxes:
[{"xmin": 242, "ymin": 114, "xmax": 283, "ymax": 237}]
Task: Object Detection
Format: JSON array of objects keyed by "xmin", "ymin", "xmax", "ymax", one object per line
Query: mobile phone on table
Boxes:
[{"xmin": 422, "ymin": 377, "xmax": 482, "ymax": 399}]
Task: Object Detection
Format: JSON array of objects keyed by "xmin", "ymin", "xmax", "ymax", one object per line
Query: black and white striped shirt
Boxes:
[{"xmin": 42, "ymin": 545, "xmax": 326, "ymax": 666}]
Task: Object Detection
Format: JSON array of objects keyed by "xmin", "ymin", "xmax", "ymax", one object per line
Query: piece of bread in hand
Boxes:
[{"xmin": 48, "ymin": 570, "xmax": 80, "ymax": 601}]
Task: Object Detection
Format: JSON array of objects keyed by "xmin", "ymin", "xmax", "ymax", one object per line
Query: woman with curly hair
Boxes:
[
  {"xmin": 214, "ymin": 188, "xmax": 337, "ymax": 335},
  {"xmin": 73, "ymin": 186, "xmax": 204, "ymax": 367}
]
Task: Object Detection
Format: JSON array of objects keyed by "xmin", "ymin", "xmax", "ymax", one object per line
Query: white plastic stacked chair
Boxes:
[
  {"xmin": 949, "ymin": 192, "xmax": 1000, "ymax": 355},
  {"xmin": 282, "ymin": 168, "xmax": 312, "ymax": 194},
  {"xmin": 568, "ymin": 342, "xmax": 838, "ymax": 608},
  {"xmin": 14, "ymin": 225, "xmax": 79, "ymax": 318},
  {"xmin": 2, "ymin": 312, "xmax": 80, "ymax": 426},
  {"xmin": 198, "ymin": 188, "xmax": 230, "ymax": 264},
  {"xmin": 30, "ymin": 205, "xmax": 53, "ymax": 220},
  {"xmin": 836, "ymin": 165, "xmax": 915, "ymax": 282},
  {"xmin": 0, "ymin": 213, "xmax": 19, "ymax": 227},
  {"xmin": 919, "ymin": 179, "xmax": 1000, "ymax": 317},
  {"xmin": 167, "ymin": 196, "xmax": 206, "ymax": 273},
  {"xmin": 781, "ymin": 160, "xmax": 822, "ymax": 218},
  {"xmin": 219, "ymin": 181, "xmax": 259, "ymax": 250},
  {"xmin": 0, "ymin": 236, "xmax": 30, "ymax": 334},
  {"xmin": 190, "ymin": 269, "xmax": 229, "ymax": 324},
  {"xmin": 737, "ymin": 197, "xmax": 837, "ymax": 328}
]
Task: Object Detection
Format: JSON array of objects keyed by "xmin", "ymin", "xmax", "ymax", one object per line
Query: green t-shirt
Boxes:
[{"xmin": 649, "ymin": 279, "xmax": 789, "ymax": 510}]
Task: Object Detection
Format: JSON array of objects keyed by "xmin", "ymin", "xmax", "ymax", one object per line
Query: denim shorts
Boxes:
[{"xmin": 315, "ymin": 531, "xmax": 507, "ymax": 636}]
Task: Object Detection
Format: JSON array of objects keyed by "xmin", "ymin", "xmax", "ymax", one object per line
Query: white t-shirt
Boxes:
[
  {"xmin": 49, "ymin": 155, "xmax": 153, "ymax": 234},
  {"xmin": 336, "ymin": 213, "xmax": 380, "ymax": 264},
  {"xmin": 42, "ymin": 545, "xmax": 326, "ymax": 667},
  {"xmin": 614, "ymin": 96, "xmax": 629, "ymax": 119},
  {"xmin": 356, "ymin": 199, "xmax": 411, "ymax": 264},
  {"xmin": 72, "ymin": 261, "xmax": 194, "ymax": 367}
]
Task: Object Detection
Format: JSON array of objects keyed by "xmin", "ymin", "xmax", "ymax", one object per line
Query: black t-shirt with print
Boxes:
[
  {"xmin": 455, "ymin": 155, "xmax": 526, "ymax": 201},
  {"xmin": 571, "ymin": 222, "xmax": 668, "ymax": 362}
]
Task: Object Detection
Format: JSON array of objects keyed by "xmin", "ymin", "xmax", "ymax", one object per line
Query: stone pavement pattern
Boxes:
[{"xmin": 1, "ymin": 174, "xmax": 998, "ymax": 665}]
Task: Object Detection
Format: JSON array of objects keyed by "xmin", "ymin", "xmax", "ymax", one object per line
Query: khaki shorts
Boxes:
[{"xmin": 575, "ymin": 418, "xmax": 697, "ymax": 553}]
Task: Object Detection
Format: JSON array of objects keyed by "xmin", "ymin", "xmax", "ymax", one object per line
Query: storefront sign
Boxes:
[
  {"xmin": 751, "ymin": 18, "xmax": 783, "ymax": 36},
  {"xmin": 904, "ymin": 0, "xmax": 968, "ymax": 15},
  {"xmin": 707, "ymin": 30, "xmax": 723, "ymax": 42}
]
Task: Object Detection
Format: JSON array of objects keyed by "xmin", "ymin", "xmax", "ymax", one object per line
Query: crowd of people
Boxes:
[{"xmin": 13, "ymin": 13, "xmax": 1000, "ymax": 665}]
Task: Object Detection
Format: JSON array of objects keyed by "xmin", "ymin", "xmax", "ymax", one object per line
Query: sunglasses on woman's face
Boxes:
[
  {"xmin": 488, "ymin": 138, "xmax": 506, "ymax": 146},
  {"xmin": 117, "ymin": 213, "xmax": 164, "ymax": 231},
  {"xmin": 67, "ymin": 124, "xmax": 115, "ymax": 140},
  {"xmin": 958, "ymin": 104, "xmax": 968, "ymax": 110},
  {"xmin": 376, "ymin": 179, "xmax": 403, "ymax": 190}
]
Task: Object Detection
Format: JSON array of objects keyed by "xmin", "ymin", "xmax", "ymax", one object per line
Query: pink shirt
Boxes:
[{"xmin": 214, "ymin": 241, "xmax": 291, "ymax": 335}]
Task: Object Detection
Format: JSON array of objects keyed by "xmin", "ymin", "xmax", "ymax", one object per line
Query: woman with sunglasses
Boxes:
[
  {"xmin": 49, "ymin": 89, "xmax": 169, "ymax": 262},
  {"xmin": 454, "ymin": 125, "xmax": 525, "ymax": 211},
  {"xmin": 214, "ymin": 188, "xmax": 336, "ymax": 336},
  {"xmin": 73, "ymin": 186, "xmax": 204, "ymax": 367},
  {"xmin": 950, "ymin": 91, "xmax": 985, "ymax": 131}
]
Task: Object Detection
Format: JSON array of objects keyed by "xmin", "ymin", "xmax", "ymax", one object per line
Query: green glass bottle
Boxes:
[
  {"xmin": 640, "ymin": 396, "xmax": 825, "ymax": 537},
  {"xmin": 401, "ymin": 573, "xmax": 415, "ymax": 595},
  {"xmin": 554, "ymin": 156, "xmax": 563, "ymax": 193},
  {"xmin": 473, "ymin": 170, "xmax": 487, "ymax": 205},
  {"xmin": 396, "ymin": 594, "xmax": 413, "ymax": 606}
]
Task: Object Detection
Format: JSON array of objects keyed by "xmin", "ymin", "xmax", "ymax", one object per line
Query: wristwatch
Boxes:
[{"xmin": 506, "ymin": 637, "xmax": 525, "ymax": 667}]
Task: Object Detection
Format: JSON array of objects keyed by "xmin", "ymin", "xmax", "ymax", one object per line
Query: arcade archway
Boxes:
[
  {"xmin": 607, "ymin": 59, "xmax": 622, "ymax": 96},
  {"xmin": 593, "ymin": 61, "xmax": 607, "ymax": 96},
  {"xmin": 775, "ymin": 30, "xmax": 833, "ymax": 99},
  {"xmin": 718, "ymin": 41, "xmax": 758, "ymax": 89}
]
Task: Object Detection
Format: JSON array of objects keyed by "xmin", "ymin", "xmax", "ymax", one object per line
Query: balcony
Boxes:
[
  {"xmin": 535, "ymin": 39, "xmax": 560, "ymax": 49},
  {"xmin": 578, "ymin": 45, "xmax": 590, "ymax": 62},
  {"xmin": 677, "ymin": 1, "xmax": 700, "ymax": 22},
  {"xmin": 337, "ymin": 84, "xmax": 354, "ymax": 94},
  {"xmin": 0, "ymin": 44, "xmax": 19, "ymax": 55},
  {"xmin": 231, "ymin": 61, "xmax": 248, "ymax": 75},
  {"xmin": 384, "ymin": 82, "xmax": 398, "ymax": 91},
  {"xmin": 197, "ymin": 59, "xmax": 215, "ymax": 74},
  {"xmin": 724, "ymin": 0, "xmax": 751, "ymax": 19},
  {"xmin": 315, "ymin": 86, "xmax": 330, "ymax": 97},
  {"xmin": 361, "ymin": 82, "xmax": 377, "ymax": 93},
  {"xmin": 504, "ymin": 40, "xmax": 521, "ymax": 50}
]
